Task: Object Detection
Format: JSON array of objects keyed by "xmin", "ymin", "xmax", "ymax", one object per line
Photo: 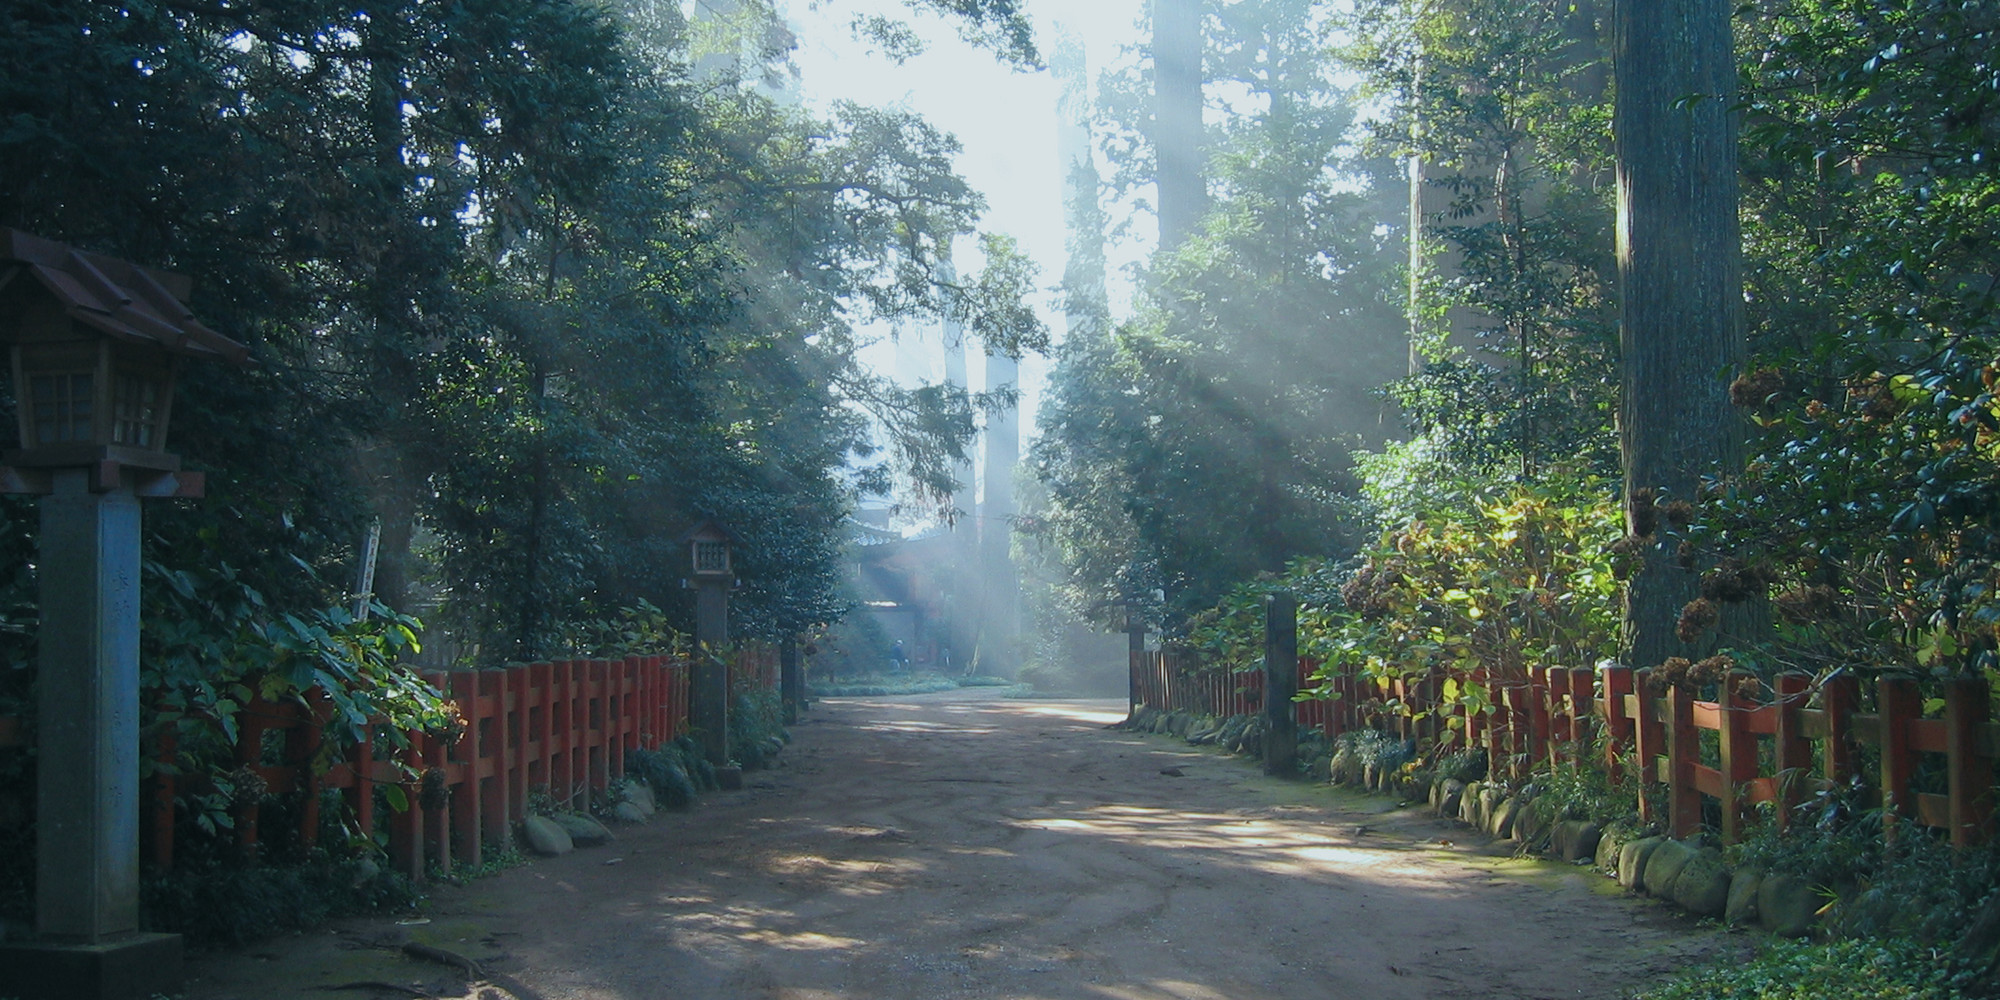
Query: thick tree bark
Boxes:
[
  {"xmin": 1613, "ymin": 0, "xmax": 1745, "ymax": 667},
  {"xmin": 1153, "ymin": 0, "xmax": 1205, "ymax": 250}
]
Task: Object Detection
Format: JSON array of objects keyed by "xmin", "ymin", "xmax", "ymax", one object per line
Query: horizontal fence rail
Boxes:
[{"xmin": 1129, "ymin": 652, "xmax": 1999, "ymax": 847}]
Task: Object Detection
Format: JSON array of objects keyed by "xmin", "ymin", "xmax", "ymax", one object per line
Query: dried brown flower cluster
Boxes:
[
  {"xmin": 227, "ymin": 764, "xmax": 269, "ymax": 807},
  {"xmin": 1664, "ymin": 499, "xmax": 1696, "ymax": 528},
  {"xmin": 1700, "ymin": 558, "xmax": 1778, "ymax": 603},
  {"xmin": 1775, "ymin": 584, "xmax": 1842, "ymax": 624},
  {"xmin": 421, "ymin": 766, "xmax": 451, "ymax": 811},
  {"xmin": 1677, "ymin": 596, "xmax": 1721, "ymax": 643},
  {"xmin": 1341, "ymin": 558, "xmax": 1403, "ymax": 620},
  {"xmin": 1850, "ymin": 377, "xmax": 1904, "ymax": 421},
  {"xmin": 1731, "ymin": 367, "xmax": 1786, "ymax": 408},
  {"xmin": 1607, "ymin": 535, "xmax": 1651, "ymax": 581},
  {"xmin": 1650, "ymin": 653, "xmax": 1737, "ymax": 691}
]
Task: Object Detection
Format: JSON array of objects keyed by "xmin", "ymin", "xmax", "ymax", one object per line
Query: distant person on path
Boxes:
[{"xmin": 889, "ymin": 640, "xmax": 910, "ymax": 674}]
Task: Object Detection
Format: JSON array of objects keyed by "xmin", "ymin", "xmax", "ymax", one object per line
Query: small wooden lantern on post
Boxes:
[
  {"xmin": 0, "ymin": 229, "xmax": 247, "ymax": 1000},
  {"xmin": 680, "ymin": 519, "xmax": 739, "ymax": 768}
]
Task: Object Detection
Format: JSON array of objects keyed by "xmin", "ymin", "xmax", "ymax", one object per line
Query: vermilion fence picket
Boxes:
[{"xmin": 1130, "ymin": 652, "xmax": 2000, "ymax": 847}]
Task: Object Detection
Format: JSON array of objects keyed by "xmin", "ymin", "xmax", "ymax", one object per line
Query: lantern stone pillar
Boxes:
[
  {"xmin": 692, "ymin": 575, "xmax": 730, "ymax": 765},
  {"xmin": 36, "ymin": 469, "xmax": 144, "ymax": 939},
  {"xmin": 680, "ymin": 520, "xmax": 738, "ymax": 769},
  {"xmin": 1262, "ymin": 592, "xmax": 1299, "ymax": 777},
  {"xmin": 780, "ymin": 637, "xmax": 803, "ymax": 724}
]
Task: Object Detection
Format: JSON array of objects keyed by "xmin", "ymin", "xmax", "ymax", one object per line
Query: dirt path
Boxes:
[{"xmin": 182, "ymin": 690, "xmax": 1725, "ymax": 1000}]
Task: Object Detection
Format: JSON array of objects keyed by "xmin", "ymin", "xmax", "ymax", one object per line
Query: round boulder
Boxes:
[
  {"xmin": 1725, "ymin": 868, "xmax": 1761, "ymax": 926},
  {"xmin": 1642, "ymin": 839, "xmax": 1699, "ymax": 898},
  {"xmin": 1758, "ymin": 873, "xmax": 1822, "ymax": 938},
  {"xmin": 1670, "ymin": 848, "xmax": 1731, "ymax": 917},
  {"xmin": 1435, "ymin": 779, "xmax": 1467, "ymax": 819},
  {"xmin": 1619, "ymin": 836, "xmax": 1665, "ymax": 889},
  {"xmin": 551, "ymin": 811, "xmax": 616, "ymax": 846},
  {"xmin": 523, "ymin": 815, "xmax": 574, "ymax": 856}
]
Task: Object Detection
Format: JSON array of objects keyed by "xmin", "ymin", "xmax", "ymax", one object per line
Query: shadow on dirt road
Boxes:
[{"xmin": 182, "ymin": 689, "xmax": 1723, "ymax": 1000}]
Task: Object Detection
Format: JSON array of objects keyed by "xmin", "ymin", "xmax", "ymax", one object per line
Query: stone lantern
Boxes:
[
  {"xmin": 0, "ymin": 228, "xmax": 248, "ymax": 1000},
  {"xmin": 679, "ymin": 519, "xmax": 738, "ymax": 767}
]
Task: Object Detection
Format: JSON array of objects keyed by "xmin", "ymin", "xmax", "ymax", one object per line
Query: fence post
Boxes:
[
  {"xmin": 1263, "ymin": 593, "xmax": 1299, "ymax": 776},
  {"xmin": 448, "ymin": 672, "xmax": 482, "ymax": 871},
  {"xmin": 1633, "ymin": 669, "xmax": 1663, "ymax": 827},
  {"xmin": 1568, "ymin": 667, "xmax": 1594, "ymax": 750},
  {"xmin": 509, "ymin": 664, "xmax": 530, "ymax": 828},
  {"xmin": 1880, "ymin": 676, "xmax": 1919, "ymax": 840},
  {"xmin": 292, "ymin": 693, "xmax": 327, "ymax": 849},
  {"xmin": 1665, "ymin": 683, "xmax": 1700, "ymax": 838},
  {"xmin": 1773, "ymin": 672, "xmax": 1811, "ymax": 831},
  {"xmin": 1822, "ymin": 671, "xmax": 1859, "ymax": 790},
  {"xmin": 390, "ymin": 736, "xmax": 425, "ymax": 880},
  {"xmin": 481, "ymin": 670, "xmax": 511, "ymax": 854},
  {"xmin": 423, "ymin": 708, "xmax": 453, "ymax": 875},
  {"xmin": 354, "ymin": 722, "xmax": 376, "ymax": 853},
  {"xmin": 234, "ymin": 705, "xmax": 265, "ymax": 863},
  {"xmin": 146, "ymin": 728, "xmax": 178, "ymax": 871},
  {"xmin": 1945, "ymin": 675, "xmax": 1993, "ymax": 847},
  {"xmin": 1600, "ymin": 665, "xmax": 1634, "ymax": 783},
  {"xmin": 1719, "ymin": 670, "xmax": 1758, "ymax": 844},
  {"xmin": 1527, "ymin": 670, "xmax": 1550, "ymax": 771}
]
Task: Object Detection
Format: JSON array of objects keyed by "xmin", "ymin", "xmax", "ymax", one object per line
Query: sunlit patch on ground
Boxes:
[
  {"xmin": 854, "ymin": 719, "xmax": 1000, "ymax": 734},
  {"xmin": 991, "ymin": 702, "xmax": 1132, "ymax": 725}
]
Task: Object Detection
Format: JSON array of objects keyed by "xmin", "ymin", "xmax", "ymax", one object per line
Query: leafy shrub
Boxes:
[
  {"xmin": 1526, "ymin": 737, "xmax": 1640, "ymax": 828},
  {"xmin": 1632, "ymin": 937, "xmax": 1967, "ymax": 1000},
  {"xmin": 730, "ymin": 687, "xmax": 787, "ymax": 769},
  {"xmin": 623, "ymin": 746, "xmax": 698, "ymax": 809},
  {"xmin": 956, "ymin": 674, "xmax": 1017, "ymax": 688},
  {"xmin": 1433, "ymin": 747, "xmax": 1488, "ymax": 784},
  {"xmin": 141, "ymin": 850, "xmax": 423, "ymax": 948},
  {"xmin": 808, "ymin": 673, "xmax": 961, "ymax": 697}
]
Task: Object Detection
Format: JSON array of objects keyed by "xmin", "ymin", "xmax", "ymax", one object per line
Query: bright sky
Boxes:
[{"xmin": 784, "ymin": 0, "xmax": 1152, "ymax": 440}]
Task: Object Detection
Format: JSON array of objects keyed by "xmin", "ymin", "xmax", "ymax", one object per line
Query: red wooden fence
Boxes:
[
  {"xmin": 129, "ymin": 651, "xmax": 710, "ymax": 878},
  {"xmin": 1130, "ymin": 652, "xmax": 1999, "ymax": 847}
]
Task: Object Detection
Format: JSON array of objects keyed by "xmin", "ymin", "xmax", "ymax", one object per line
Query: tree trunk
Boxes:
[
  {"xmin": 1153, "ymin": 0, "xmax": 1205, "ymax": 250},
  {"xmin": 1614, "ymin": 0, "xmax": 1745, "ymax": 667}
]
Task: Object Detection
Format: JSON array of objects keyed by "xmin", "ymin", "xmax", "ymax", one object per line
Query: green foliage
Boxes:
[
  {"xmin": 623, "ymin": 745, "xmax": 701, "ymax": 810},
  {"xmin": 807, "ymin": 673, "xmax": 963, "ymax": 698},
  {"xmin": 1343, "ymin": 0, "xmax": 1620, "ymax": 485},
  {"xmin": 1433, "ymin": 748, "xmax": 1488, "ymax": 784},
  {"xmin": 954, "ymin": 674, "xmax": 1018, "ymax": 688},
  {"xmin": 141, "ymin": 852, "xmax": 423, "ymax": 948},
  {"xmin": 137, "ymin": 557, "xmax": 451, "ymax": 840},
  {"xmin": 729, "ymin": 685, "xmax": 787, "ymax": 770},
  {"xmin": 1308, "ymin": 483, "xmax": 1622, "ymax": 704},
  {"xmin": 1632, "ymin": 937, "xmax": 1967, "ymax": 1000},
  {"xmin": 1031, "ymin": 0, "xmax": 1406, "ymax": 631},
  {"xmin": 1526, "ymin": 753, "xmax": 1638, "ymax": 829},
  {"xmin": 565, "ymin": 601, "xmax": 691, "ymax": 660}
]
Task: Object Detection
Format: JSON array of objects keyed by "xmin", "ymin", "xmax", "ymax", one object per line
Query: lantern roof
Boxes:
[
  {"xmin": 0, "ymin": 228, "xmax": 249, "ymax": 366},
  {"xmin": 676, "ymin": 519, "xmax": 742, "ymax": 545}
]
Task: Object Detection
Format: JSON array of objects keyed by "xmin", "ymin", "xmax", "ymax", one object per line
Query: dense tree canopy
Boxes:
[
  {"xmin": 1030, "ymin": 0, "xmax": 1406, "ymax": 630},
  {"xmin": 0, "ymin": 0, "xmax": 1042, "ymax": 676}
]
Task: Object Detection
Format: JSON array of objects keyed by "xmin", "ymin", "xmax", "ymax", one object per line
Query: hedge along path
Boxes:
[{"xmin": 180, "ymin": 688, "xmax": 1722, "ymax": 1000}]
